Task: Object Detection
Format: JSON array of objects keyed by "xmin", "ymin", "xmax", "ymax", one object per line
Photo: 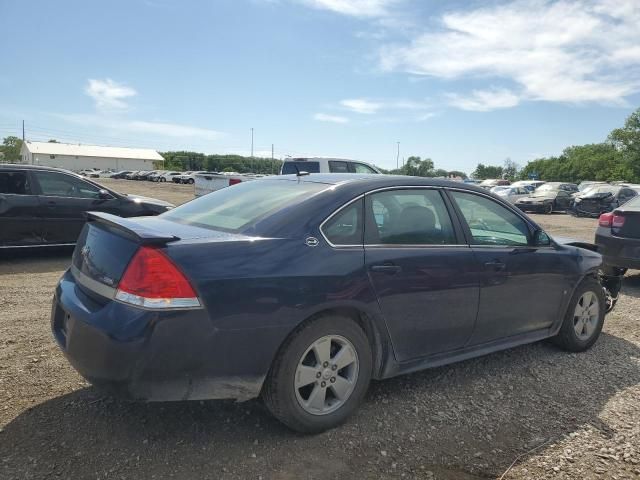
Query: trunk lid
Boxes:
[
  {"xmin": 71, "ymin": 212, "xmax": 250, "ymax": 293},
  {"xmin": 614, "ymin": 210, "xmax": 640, "ymax": 239}
]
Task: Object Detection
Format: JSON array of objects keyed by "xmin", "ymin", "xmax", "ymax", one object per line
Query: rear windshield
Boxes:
[
  {"xmin": 162, "ymin": 179, "xmax": 328, "ymax": 232},
  {"xmin": 281, "ymin": 161, "xmax": 320, "ymax": 175}
]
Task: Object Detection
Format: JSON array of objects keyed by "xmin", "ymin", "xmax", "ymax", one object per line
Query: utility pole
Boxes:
[
  {"xmin": 22, "ymin": 120, "xmax": 25, "ymax": 141},
  {"xmin": 250, "ymin": 127, "xmax": 254, "ymax": 173},
  {"xmin": 396, "ymin": 141, "xmax": 400, "ymax": 169},
  {"xmin": 271, "ymin": 143, "xmax": 274, "ymax": 175}
]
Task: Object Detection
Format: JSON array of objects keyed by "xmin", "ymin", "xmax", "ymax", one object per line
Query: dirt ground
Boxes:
[{"xmin": 1, "ymin": 179, "xmax": 639, "ymax": 480}]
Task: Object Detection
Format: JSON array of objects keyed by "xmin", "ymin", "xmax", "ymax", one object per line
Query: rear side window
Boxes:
[
  {"xmin": 321, "ymin": 199, "xmax": 363, "ymax": 246},
  {"xmin": 329, "ymin": 161, "xmax": 349, "ymax": 173},
  {"xmin": 162, "ymin": 179, "xmax": 327, "ymax": 232},
  {"xmin": 450, "ymin": 191, "xmax": 529, "ymax": 246},
  {"xmin": 352, "ymin": 163, "xmax": 377, "ymax": 174},
  {"xmin": 281, "ymin": 161, "xmax": 320, "ymax": 175},
  {"xmin": 0, "ymin": 171, "xmax": 31, "ymax": 195},
  {"xmin": 365, "ymin": 189, "xmax": 457, "ymax": 245}
]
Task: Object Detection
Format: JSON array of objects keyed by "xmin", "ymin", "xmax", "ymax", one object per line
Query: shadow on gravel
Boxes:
[
  {"xmin": 0, "ymin": 247, "xmax": 73, "ymax": 275},
  {"xmin": 1, "ymin": 333, "xmax": 639, "ymax": 480},
  {"xmin": 621, "ymin": 271, "xmax": 640, "ymax": 300}
]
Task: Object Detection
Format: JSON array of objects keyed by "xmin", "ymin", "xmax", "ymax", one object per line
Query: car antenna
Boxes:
[{"xmin": 293, "ymin": 164, "xmax": 309, "ymax": 177}]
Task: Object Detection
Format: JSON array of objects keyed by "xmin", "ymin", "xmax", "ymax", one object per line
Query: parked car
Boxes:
[
  {"xmin": 52, "ymin": 174, "xmax": 616, "ymax": 433},
  {"xmin": 572, "ymin": 185, "xmax": 638, "ymax": 217},
  {"xmin": 138, "ymin": 170, "xmax": 160, "ymax": 181},
  {"xmin": 280, "ymin": 157, "xmax": 380, "ymax": 175},
  {"xmin": 79, "ymin": 169, "xmax": 102, "ymax": 178},
  {"xmin": 153, "ymin": 171, "xmax": 182, "ymax": 182},
  {"xmin": 491, "ymin": 186, "xmax": 530, "ymax": 204},
  {"xmin": 146, "ymin": 171, "xmax": 166, "ymax": 182},
  {"xmin": 125, "ymin": 171, "xmax": 139, "ymax": 180},
  {"xmin": 478, "ymin": 178, "xmax": 510, "ymax": 189},
  {"xmin": 0, "ymin": 164, "xmax": 174, "ymax": 248},
  {"xmin": 108, "ymin": 170, "xmax": 133, "ymax": 179},
  {"xmin": 595, "ymin": 195, "xmax": 640, "ymax": 273},
  {"xmin": 511, "ymin": 180, "xmax": 546, "ymax": 190},
  {"xmin": 173, "ymin": 171, "xmax": 208, "ymax": 184},
  {"xmin": 515, "ymin": 185, "xmax": 574, "ymax": 213},
  {"xmin": 577, "ymin": 181, "xmax": 607, "ymax": 192}
]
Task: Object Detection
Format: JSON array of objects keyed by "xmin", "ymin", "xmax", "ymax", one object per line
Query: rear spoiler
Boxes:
[{"xmin": 87, "ymin": 212, "xmax": 180, "ymax": 245}]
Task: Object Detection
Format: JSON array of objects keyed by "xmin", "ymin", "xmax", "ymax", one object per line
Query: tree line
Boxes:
[
  {"xmin": 379, "ymin": 156, "xmax": 467, "ymax": 179},
  {"xmin": 160, "ymin": 151, "xmax": 283, "ymax": 174},
  {"xmin": 472, "ymin": 107, "xmax": 640, "ymax": 183}
]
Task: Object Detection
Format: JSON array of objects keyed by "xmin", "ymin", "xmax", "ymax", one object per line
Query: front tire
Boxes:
[
  {"xmin": 187, "ymin": 178, "xmax": 195, "ymax": 184},
  {"xmin": 552, "ymin": 278, "xmax": 605, "ymax": 352},
  {"xmin": 544, "ymin": 202, "xmax": 553, "ymax": 214},
  {"xmin": 263, "ymin": 315, "xmax": 372, "ymax": 433}
]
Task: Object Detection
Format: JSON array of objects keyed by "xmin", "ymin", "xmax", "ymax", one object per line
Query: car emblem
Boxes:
[
  {"xmin": 305, "ymin": 237, "xmax": 320, "ymax": 247},
  {"xmin": 80, "ymin": 245, "xmax": 90, "ymax": 258}
]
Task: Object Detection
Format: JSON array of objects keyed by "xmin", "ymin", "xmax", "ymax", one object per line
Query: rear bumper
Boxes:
[
  {"xmin": 52, "ymin": 269, "xmax": 290, "ymax": 402},
  {"xmin": 595, "ymin": 228, "xmax": 640, "ymax": 270}
]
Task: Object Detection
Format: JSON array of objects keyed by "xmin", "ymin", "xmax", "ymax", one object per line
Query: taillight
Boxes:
[
  {"xmin": 612, "ymin": 214, "xmax": 625, "ymax": 228},
  {"xmin": 115, "ymin": 246, "xmax": 201, "ymax": 309},
  {"xmin": 229, "ymin": 178, "xmax": 242, "ymax": 186},
  {"xmin": 598, "ymin": 212, "xmax": 613, "ymax": 227}
]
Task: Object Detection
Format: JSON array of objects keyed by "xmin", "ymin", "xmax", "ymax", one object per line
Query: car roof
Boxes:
[
  {"xmin": 0, "ymin": 163, "xmax": 75, "ymax": 172},
  {"xmin": 272, "ymin": 173, "xmax": 487, "ymax": 192}
]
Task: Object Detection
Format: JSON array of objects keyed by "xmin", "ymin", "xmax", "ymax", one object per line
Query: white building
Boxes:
[{"xmin": 20, "ymin": 141, "xmax": 164, "ymax": 171}]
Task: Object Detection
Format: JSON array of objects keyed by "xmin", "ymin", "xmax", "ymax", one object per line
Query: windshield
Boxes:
[
  {"xmin": 162, "ymin": 179, "xmax": 328, "ymax": 232},
  {"xmin": 587, "ymin": 186, "xmax": 618, "ymax": 195},
  {"xmin": 531, "ymin": 190, "xmax": 554, "ymax": 198},
  {"xmin": 536, "ymin": 184, "xmax": 559, "ymax": 192}
]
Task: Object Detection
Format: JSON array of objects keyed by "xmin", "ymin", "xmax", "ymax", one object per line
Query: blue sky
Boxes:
[{"xmin": 1, "ymin": 0, "xmax": 639, "ymax": 173}]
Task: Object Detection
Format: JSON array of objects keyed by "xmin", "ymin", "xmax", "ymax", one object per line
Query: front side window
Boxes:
[
  {"xmin": 33, "ymin": 171, "xmax": 101, "ymax": 199},
  {"xmin": 321, "ymin": 199, "xmax": 363, "ymax": 245},
  {"xmin": 450, "ymin": 191, "xmax": 530, "ymax": 246},
  {"xmin": 0, "ymin": 171, "xmax": 31, "ymax": 195},
  {"xmin": 329, "ymin": 161, "xmax": 349, "ymax": 173},
  {"xmin": 352, "ymin": 163, "xmax": 377, "ymax": 174},
  {"xmin": 365, "ymin": 189, "xmax": 457, "ymax": 245}
]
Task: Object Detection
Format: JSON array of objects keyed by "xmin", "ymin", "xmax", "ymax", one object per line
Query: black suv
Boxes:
[{"xmin": 0, "ymin": 164, "xmax": 174, "ymax": 248}]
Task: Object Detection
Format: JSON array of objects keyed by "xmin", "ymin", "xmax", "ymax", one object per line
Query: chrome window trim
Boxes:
[
  {"xmin": 0, "ymin": 242, "xmax": 75, "ymax": 249},
  {"xmin": 320, "ymin": 185, "xmax": 460, "ymax": 249}
]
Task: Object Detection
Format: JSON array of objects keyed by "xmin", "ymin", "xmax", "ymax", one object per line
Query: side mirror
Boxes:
[
  {"xmin": 533, "ymin": 229, "xmax": 551, "ymax": 246},
  {"xmin": 98, "ymin": 189, "xmax": 113, "ymax": 200}
]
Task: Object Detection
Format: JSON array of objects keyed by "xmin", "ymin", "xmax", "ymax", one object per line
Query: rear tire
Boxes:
[
  {"xmin": 263, "ymin": 315, "xmax": 372, "ymax": 433},
  {"xmin": 188, "ymin": 178, "xmax": 195, "ymax": 184},
  {"xmin": 552, "ymin": 278, "xmax": 605, "ymax": 352},
  {"xmin": 545, "ymin": 202, "xmax": 553, "ymax": 214}
]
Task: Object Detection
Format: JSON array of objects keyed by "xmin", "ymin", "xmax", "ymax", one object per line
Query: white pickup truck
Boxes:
[{"xmin": 194, "ymin": 172, "xmax": 267, "ymax": 197}]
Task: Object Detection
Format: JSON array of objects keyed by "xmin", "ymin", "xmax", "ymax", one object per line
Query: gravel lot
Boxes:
[{"xmin": 1, "ymin": 179, "xmax": 639, "ymax": 480}]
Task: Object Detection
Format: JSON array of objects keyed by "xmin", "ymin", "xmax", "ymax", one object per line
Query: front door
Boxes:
[
  {"xmin": 31, "ymin": 170, "xmax": 118, "ymax": 244},
  {"xmin": 448, "ymin": 190, "xmax": 573, "ymax": 345},
  {"xmin": 0, "ymin": 170, "xmax": 42, "ymax": 246},
  {"xmin": 364, "ymin": 188, "xmax": 481, "ymax": 362}
]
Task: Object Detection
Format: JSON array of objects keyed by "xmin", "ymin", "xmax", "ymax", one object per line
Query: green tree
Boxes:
[
  {"xmin": 503, "ymin": 158, "xmax": 519, "ymax": 180},
  {"xmin": 609, "ymin": 107, "xmax": 640, "ymax": 180},
  {"xmin": 1, "ymin": 136, "xmax": 23, "ymax": 163},
  {"xmin": 403, "ymin": 156, "xmax": 435, "ymax": 177},
  {"xmin": 472, "ymin": 163, "xmax": 503, "ymax": 180}
]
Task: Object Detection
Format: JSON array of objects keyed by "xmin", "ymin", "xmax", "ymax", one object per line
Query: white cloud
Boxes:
[
  {"xmin": 339, "ymin": 97, "xmax": 433, "ymax": 119},
  {"xmin": 297, "ymin": 0, "xmax": 398, "ymax": 17},
  {"xmin": 446, "ymin": 88, "xmax": 520, "ymax": 111},
  {"xmin": 313, "ymin": 112, "xmax": 349, "ymax": 123},
  {"xmin": 55, "ymin": 113, "xmax": 224, "ymax": 141},
  {"xmin": 340, "ymin": 98, "xmax": 383, "ymax": 114},
  {"xmin": 85, "ymin": 79, "xmax": 137, "ymax": 110},
  {"xmin": 380, "ymin": 0, "xmax": 640, "ymax": 108}
]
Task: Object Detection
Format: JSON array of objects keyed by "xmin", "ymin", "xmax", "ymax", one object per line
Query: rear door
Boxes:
[
  {"xmin": 32, "ymin": 170, "xmax": 119, "ymax": 244},
  {"xmin": 0, "ymin": 169, "xmax": 42, "ymax": 246},
  {"xmin": 555, "ymin": 190, "xmax": 572, "ymax": 210},
  {"xmin": 363, "ymin": 187, "xmax": 481, "ymax": 361},
  {"xmin": 448, "ymin": 190, "xmax": 573, "ymax": 344}
]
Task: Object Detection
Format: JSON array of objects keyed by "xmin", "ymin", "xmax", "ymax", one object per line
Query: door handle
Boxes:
[
  {"xmin": 484, "ymin": 260, "xmax": 506, "ymax": 271},
  {"xmin": 371, "ymin": 263, "xmax": 402, "ymax": 274}
]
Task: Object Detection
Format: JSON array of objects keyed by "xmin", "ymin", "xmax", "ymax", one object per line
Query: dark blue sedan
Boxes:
[{"xmin": 52, "ymin": 174, "xmax": 614, "ymax": 432}]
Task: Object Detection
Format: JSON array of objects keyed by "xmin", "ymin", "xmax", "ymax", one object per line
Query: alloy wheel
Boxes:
[
  {"xmin": 294, "ymin": 335, "xmax": 359, "ymax": 415},
  {"xmin": 573, "ymin": 291, "xmax": 599, "ymax": 341}
]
